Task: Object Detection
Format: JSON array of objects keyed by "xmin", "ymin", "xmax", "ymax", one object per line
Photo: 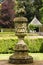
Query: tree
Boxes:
[
  {"xmin": 33, "ymin": 0, "xmax": 42, "ymax": 20},
  {"xmin": 39, "ymin": 7, "xmax": 43, "ymax": 24},
  {"xmin": 14, "ymin": 0, "xmax": 26, "ymax": 17},
  {"xmin": 15, "ymin": 0, "xmax": 43, "ymax": 23},
  {"xmin": 15, "ymin": 0, "xmax": 33, "ymax": 22},
  {"xmin": 0, "ymin": 0, "xmax": 15, "ymax": 28},
  {"xmin": 23, "ymin": 0, "xmax": 34, "ymax": 22}
]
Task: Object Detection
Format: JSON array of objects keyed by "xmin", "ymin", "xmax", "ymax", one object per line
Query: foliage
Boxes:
[
  {"xmin": 15, "ymin": 0, "xmax": 43, "ymax": 23},
  {"xmin": 0, "ymin": 38, "xmax": 18, "ymax": 53},
  {"xmin": 15, "ymin": 0, "xmax": 33, "ymax": 21},
  {"xmin": 28, "ymin": 24, "xmax": 39, "ymax": 31},
  {"xmin": 0, "ymin": 0, "xmax": 15, "ymax": 28},
  {"xmin": 24, "ymin": 37, "xmax": 43, "ymax": 53},
  {"xmin": 39, "ymin": 7, "xmax": 43, "ymax": 24},
  {"xmin": 14, "ymin": 0, "xmax": 26, "ymax": 17},
  {"xmin": 0, "ymin": 0, "xmax": 43, "ymax": 27},
  {"xmin": 0, "ymin": 32, "xmax": 15, "ymax": 37},
  {"xmin": 0, "ymin": 28, "xmax": 15, "ymax": 32},
  {"xmin": 0, "ymin": 33, "xmax": 43, "ymax": 53}
]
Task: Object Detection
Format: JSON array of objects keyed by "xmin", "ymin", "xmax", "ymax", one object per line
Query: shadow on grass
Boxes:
[{"xmin": 40, "ymin": 42, "xmax": 43, "ymax": 53}]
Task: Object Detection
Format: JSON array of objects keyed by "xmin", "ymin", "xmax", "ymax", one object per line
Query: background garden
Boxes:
[
  {"xmin": 0, "ymin": 0, "xmax": 43, "ymax": 61},
  {"xmin": 0, "ymin": 32, "xmax": 43, "ymax": 53},
  {"xmin": 0, "ymin": 0, "xmax": 43, "ymax": 28}
]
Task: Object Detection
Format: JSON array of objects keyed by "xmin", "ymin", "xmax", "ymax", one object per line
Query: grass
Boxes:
[
  {"xmin": 0, "ymin": 54, "xmax": 12, "ymax": 60},
  {"xmin": 0, "ymin": 32, "xmax": 15, "ymax": 37},
  {"xmin": 0, "ymin": 53, "xmax": 43, "ymax": 61},
  {"xmin": 27, "ymin": 33, "xmax": 39, "ymax": 36},
  {"xmin": 25, "ymin": 36, "xmax": 43, "ymax": 39},
  {"xmin": 29, "ymin": 53, "xmax": 43, "ymax": 61},
  {"xmin": 0, "ymin": 32, "xmax": 18, "ymax": 39}
]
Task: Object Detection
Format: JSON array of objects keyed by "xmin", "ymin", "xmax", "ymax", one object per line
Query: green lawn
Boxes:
[
  {"xmin": 0, "ymin": 53, "xmax": 43, "ymax": 61},
  {"xmin": 0, "ymin": 32, "xmax": 18, "ymax": 39},
  {"xmin": 0, "ymin": 32, "xmax": 15, "ymax": 37},
  {"xmin": 29, "ymin": 53, "xmax": 43, "ymax": 61}
]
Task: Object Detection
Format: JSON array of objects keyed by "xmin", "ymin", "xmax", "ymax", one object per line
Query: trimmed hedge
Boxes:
[
  {"xmin": 0, "ymin": 36, "xmax": 43, "ymax": 53},
  {"xmin": 0, "ymin": 37, "xmax": 18, "ymax": 54},
  {"xmin": 24, "ymin": 37, "xmax": 43, "ymax": 53}
]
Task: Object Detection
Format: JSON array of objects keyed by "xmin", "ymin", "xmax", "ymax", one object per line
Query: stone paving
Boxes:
[{"xmin": 0, "ymin": 60, "xmax": 43, "ymax": 65}]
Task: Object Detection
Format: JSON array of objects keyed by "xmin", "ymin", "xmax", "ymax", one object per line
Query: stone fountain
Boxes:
[{"xmin": 9, "ymin": 9, "xmax": 33, "ymax": 64}]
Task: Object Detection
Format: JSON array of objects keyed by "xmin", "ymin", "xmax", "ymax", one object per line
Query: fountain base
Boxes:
[
  {"xmin": 9, "ymin": 40, "xmax": 33, "ymax": 64},
  {"xmin": 9, "ymin": 56, "xmax": 33, "ymax": 64}
]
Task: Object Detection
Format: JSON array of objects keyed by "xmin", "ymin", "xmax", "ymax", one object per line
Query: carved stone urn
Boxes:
[{"xmin": 14, "ymin": 16, "xmax": 28, "ymax": 38}]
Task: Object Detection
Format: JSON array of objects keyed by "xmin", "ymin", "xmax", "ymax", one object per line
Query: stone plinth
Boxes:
[{"xmin": 9, "ymin": 40, "xmax": 33, "ymax": 64}]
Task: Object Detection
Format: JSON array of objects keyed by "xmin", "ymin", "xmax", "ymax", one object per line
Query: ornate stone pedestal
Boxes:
[
  {"xmin": 9, "ymin": 40, "xmax": 33, "ymax": 64},
  {"xmin": 9, "ymin": 16, "xmax": 33, "ymax": 64}
]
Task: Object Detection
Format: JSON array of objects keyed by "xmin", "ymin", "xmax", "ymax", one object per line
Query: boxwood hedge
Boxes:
[
  {"xmin": 24, "ymin": 37, "xmax": 43, "ymax": 53},
  {"xmin": 0, "ymin": 37, "xmax": 18, "ymax": 54},
  {"xmin": 0, "ymin": 36, "xmax": 43, "ymax": 53}
]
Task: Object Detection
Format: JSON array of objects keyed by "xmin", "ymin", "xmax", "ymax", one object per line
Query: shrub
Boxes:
[
  {"xmin": 0, "ymin": 35, "xmax": 43, "ymax": 53},
  {"xmin": 0, "ymin": 37, "xmax": 18, "ymax": 54},
  {"xmin": 28, "ymin": 24, "xmax": 39, "ymax": 32},
  {"xmin": 24, "ymin": 37, "xmax": 43, "ymax": 53}
]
